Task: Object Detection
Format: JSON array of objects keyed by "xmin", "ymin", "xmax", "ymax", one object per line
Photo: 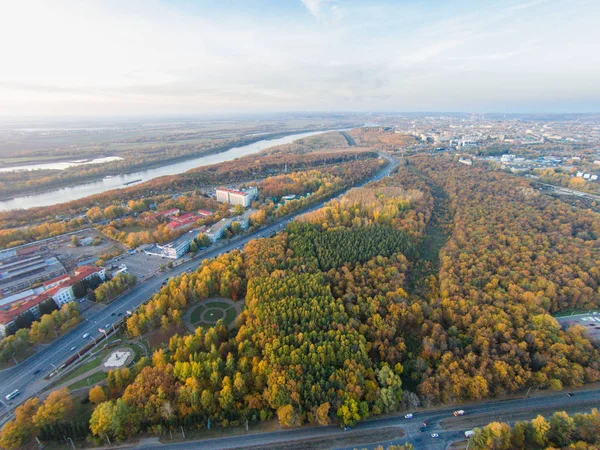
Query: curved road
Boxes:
[{"xmin": 0, "ymin": 153, "xmax": 397, "ymax": 418}]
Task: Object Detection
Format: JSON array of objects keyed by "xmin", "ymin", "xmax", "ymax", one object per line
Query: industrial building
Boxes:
[
  {"xmin": 0, "ymin": 265, "xmax": 106, "ymax": 338},
  {"xmin": 0, "ymin": 255, "xmax": 67, "ymax": 296}
]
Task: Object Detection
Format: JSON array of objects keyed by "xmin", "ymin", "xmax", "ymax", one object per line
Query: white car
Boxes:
[
  {"xmin": 431, "ymin": 433, "xmax": 439, "ymax": 438},
  {"xmin": 70, "ymin": 346, "xmax": 77, "ymax": 351},
  {"xmin": 82, "ymin": 333, "xmax": 90, "ymax": 339},
  {"xmin": 404, "ymin": 413, "xmax": 413, "ymax": 419}
]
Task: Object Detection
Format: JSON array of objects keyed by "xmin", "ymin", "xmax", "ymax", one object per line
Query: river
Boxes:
[
  {"xmin": 0, "ymin": 156, "xmax": 125, "ymax": 173},
  {"xmin": 0, "ymin": 129, "xmax": 345, "ymax": 211}
]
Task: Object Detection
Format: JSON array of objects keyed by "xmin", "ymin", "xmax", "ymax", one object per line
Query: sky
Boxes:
[{"xmin": 0, "ymin": 0, "xmax": 599, "ymax": 116}]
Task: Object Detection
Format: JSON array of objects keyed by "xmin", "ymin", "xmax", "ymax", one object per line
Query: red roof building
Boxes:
[{"xmin": 166, "ymin": 214, "xmax": 200, "ymax": 231}]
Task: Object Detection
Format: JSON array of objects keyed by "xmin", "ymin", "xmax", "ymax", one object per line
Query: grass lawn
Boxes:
[
  {"xmin": 224, "ymin": 307, "xmax": 237, "ymax": 326},
  {"xmin": 190, "ymin": 304, "xmax": 206, "ymax": 324},
  {"xmin": 59, "ymin": 355, "xmax": 103, "ymax": 384},
  {"xmin": 68, "ymin": 371, "xmax": 108, "ymax": 391},
  {"xmin": 203, "ymin": 308, "xmax": 224, "ymax": 322},
  {"xmin": 209, "ymin": 301, "xmax": 231, "ymax": 309}
]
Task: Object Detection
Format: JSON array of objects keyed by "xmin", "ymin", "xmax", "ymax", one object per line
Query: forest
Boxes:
[
  {"xmin": 469, "ymin": 409, "xmax": 600, "ymax": 449},
  {"xmin": 2, "ymin": 151, "xmax": 599, "ymax": 447}
]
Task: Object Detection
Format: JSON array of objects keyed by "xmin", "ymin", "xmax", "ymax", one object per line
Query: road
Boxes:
[
  {"xmin": 130, "ymin": 387, "xmax": 600, "ymax": 450},
  {"xmin": 533, "ymin": 180, "xmax": 600, "ymax": 201},
  {"xmin": 0, "ymin": 153, "xmax": 397, "ymax": 418}
]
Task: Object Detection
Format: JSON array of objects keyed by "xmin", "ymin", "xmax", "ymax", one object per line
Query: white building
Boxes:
[
  {"xmin": 216, "ymin": 187, "xmax": 257, "ymax": 207},
  {"xmin": 206, "ymin": 219, "xmax": 231, "ymax": 243},
  {"xmin": 157, "ymin": 234, "xmax": 194, "ymax": 259},
  {"xmin": 52, "ymin": 286, "xmax": 75, "ymax": 306}
]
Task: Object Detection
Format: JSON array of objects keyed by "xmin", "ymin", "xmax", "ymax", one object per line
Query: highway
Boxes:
[
  {"xmin": 136, "ymin": 387, "xmax": 600, "ymax": 450},
  {"xmin": 0, "ymin": 153, "xmax": 397, "ymax": 419}
]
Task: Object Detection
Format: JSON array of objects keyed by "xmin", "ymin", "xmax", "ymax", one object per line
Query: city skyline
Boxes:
[{"xmin": 1, "ymin": 0, "xmax": 599, "ymax": 116}]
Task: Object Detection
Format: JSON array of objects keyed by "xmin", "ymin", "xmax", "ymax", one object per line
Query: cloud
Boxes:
[
  {"xmin": 0, "ymin": 0, "xmax": 599, "ymax": 115},
  {"xmin": 300, "ymin": 0, "xmax": 324, "ymax": 17},
  {"xmin": 506, "ymin": 0, "xmax": 550, "ymax": 11}
]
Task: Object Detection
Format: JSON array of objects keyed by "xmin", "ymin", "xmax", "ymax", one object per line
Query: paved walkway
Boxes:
[{"xmin": 52, "ymin": 345, "xmax": 139, "ymax": 391}]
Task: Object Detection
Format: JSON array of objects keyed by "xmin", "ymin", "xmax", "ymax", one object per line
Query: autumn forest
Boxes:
[{"xmin": 1, "ymin": 146, "xmax": 600, "ymax": 448}]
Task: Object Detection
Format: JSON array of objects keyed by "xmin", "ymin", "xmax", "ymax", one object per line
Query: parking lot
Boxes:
[
  {"xmin": 104, "ymin": 248, "xmax": 172, "ymax": 281},
  {"xmin": 556, "ymin": 312, "xmax": 600, "ymax": 342}
]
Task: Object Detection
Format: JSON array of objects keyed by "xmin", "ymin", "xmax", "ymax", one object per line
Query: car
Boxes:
[
  {"xmin": 33, "ymin": 369, "xmax": 41, "ymax": 375},
  {"xmin": 70, "ymin": 346, "xmax": 77, "ymax": 351},
  {"xmin": 422, "ymin": 419, "xmax": 429, "ymax": 426},
  {"xmin": 431, "ymin": 433, "xmax": 439, "ymax": 438},
  {"xmin": 105, "ymin": 323, "xmax": 111, "ymax": 328},
  {"xmin": 419, "ymin": 427, "xmax": 426, "ymax": 433},
  {"xmin": 566, "ymin": 393, "xmax": 574, "ymax": 397},
  {"xmin": 82, "ymin": 333, "xmax": 90, "ymax": 339},
  {"xmin": 5, "ymin": 390, "xmax": 20, "ymax": 401},
  {"xmin": 404, "ymin": 413, "xmax": 413, "ymax": 419},
  {"xmin": 111, "ymin": 312, "xmax": 116, "ymax": 316},
  {"xmin": 343, "ymin": 426, "xmax": 352, "ymax": 431},
  {"xmin": 117, "ymin": 312, "xmax": 122, "ymax": 316}
]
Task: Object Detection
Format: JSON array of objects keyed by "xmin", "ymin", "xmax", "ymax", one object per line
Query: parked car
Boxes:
[
  {"xmin": 404, "ymin": 413, "xmax": 413, "ymax": 419},
  {"xmin": 82, "ymin": 333, "xmax": 90, "ymax": 339},
  {"xmin": 70, "ymin": 346, "xmax": 77, "ymax": 351},
  {"xmin": 431, "ymin": 433, "xmax": 439, "ymax": 438}
]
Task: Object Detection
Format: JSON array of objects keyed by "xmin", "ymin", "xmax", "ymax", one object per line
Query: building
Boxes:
[
  {"xmin": 458, "ymin": 158, "xmax": 473, "ymax": 166},
  {"xmin": 205, "ymin": 209, "xmax": 256, "ymax": 242},
  {"xmin": 0, "ymin": 255, "xmax": 67, "ymax": 296},
  {"xmin": 79, "ymin": 237, "xmax": 94, "ymax": 246},
  {"xmin": 0, "ymin": 265, "xmax": 106, "ymax": 337},
  {"xmin": 0, "ymin": 294, "xmax": 46, "ymax": 338},
  {"xmin": 43, "ymin": 274, "xmax": 71, "ymax": 289},
  {"xmin": 157, "ymin": 234, "xmax": 194, "ymax": 259},
  {"xmin": 216, "ymin": 187, "xmax": 257, "ymax": 207},
  {"xmin": 73, "ymin": 265, "xmax": 106, "ymax": 283},
  {"xmin": 197, "ymin": 209, "xmax": 213, "ymax": 217},
  {"xmin": 166, "ymin": 213, "xmax": 201, "ymax": 231},
  {"xmin": 144, "ymin": 227, "xmax": 206, "ymax": 259},
  {"xmin": 145, "ymin": 208, "xmax": 180, "ymax": 221},
  {"xmin": 205, "ymin": 219, "xmax": 231, "ymax": 243}
]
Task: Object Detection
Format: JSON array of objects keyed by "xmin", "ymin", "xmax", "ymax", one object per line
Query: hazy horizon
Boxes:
[{"xmin": 1, "ymin": 0, "xmax": 599, "ymax": 116}]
